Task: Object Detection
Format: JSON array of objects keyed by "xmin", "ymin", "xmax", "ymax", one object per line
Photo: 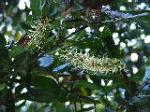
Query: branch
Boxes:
[
  {"xmin": 137, "ymin": 77, "xmax": 150, "ymax": 95},
  {"xmin": 102, "ymin": 8, "xmax": 150, "ymax": 23}
]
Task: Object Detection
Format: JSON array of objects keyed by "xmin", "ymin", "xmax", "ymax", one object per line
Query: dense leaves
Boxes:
[{"xmin": 0, "ymin": 0, "xmax": 150, "ymax": 112}]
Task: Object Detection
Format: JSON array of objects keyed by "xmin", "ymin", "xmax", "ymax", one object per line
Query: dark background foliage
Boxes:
[{"xmin": 0, "ymin": 0, "xmax": 150, "ymax": 112}]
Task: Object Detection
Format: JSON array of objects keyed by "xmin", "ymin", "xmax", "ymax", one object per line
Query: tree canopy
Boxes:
[{"xmin": 0, "ymin": 0, "xmax": 150, "ymax": 112}]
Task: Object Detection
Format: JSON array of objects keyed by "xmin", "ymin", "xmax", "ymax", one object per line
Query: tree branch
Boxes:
[{"xmin": 102, "ymin": 8, "xmax": 150, "ymax": 23}]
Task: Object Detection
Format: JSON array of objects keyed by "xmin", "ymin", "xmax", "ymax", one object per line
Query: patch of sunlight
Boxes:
[
  {"xmin": 130, "ymin": 52, "xmax": 139, "ymax": 62},
  {"xmin": 140, "ymin": 34, "xmax": 145, "ymax": 39},
  {"xmin": 136, "ymin": 3, "xmax": 147, "ymax": 10},
  {"xmin": 120, "ymin": 42, "xmax": 126, "ymax": 48},
  {"xmin": 128, "ymin": 0, "xmax": 132, "ymax": 2},
  {"xmin": 85, "ymin": 27, "xmax": 91, "ymax": 33},
  {"xmin": 144, "ymin": 35, "xmax": 150, "ymax": 43},
  {"xmin": 127, "ymin": 39, "xmax": 137, "ymax": 47},
  {"xmin": 21, "ymin": 88, "xmax": 27, "ymax": 94},
  {"xmin": 18, "ymin": 0, "xmax": 30, "ymax": 10},
  {"xmin": 120, "ymin": 6, "xmax": 126, "ymax": 11},
  {"xmin": 112, "ymin": 32, "xmax": 120, "ymax": 45},
  {"xmin": 130, "ymin": 23, "xmax": 136, "ymax": 30},
  {"xmin": 68, "ymin": 28, "xmax": 76, "ymax": 34},
  {"xmin": 132, "ymin": 66, "xmax": 139, "ymax": 74},
  {"xmin": 99, "ymin": 26, "xmax": 105, "ymax": 32}
]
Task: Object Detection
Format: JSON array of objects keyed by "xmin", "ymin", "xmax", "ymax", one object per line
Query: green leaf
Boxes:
[
  {"xmin": 32, "ymin": 75, "xmax": 60, "ymax": 91},
  {"xmin": 101, "ymin": 26, "xmax": 112, "ymax": 38},
  {"xmin": 74, "ymin": 80, "xmax": 98, "ymax": 90},
  {"xmin": 9, "ymin": 45, "xmax": 25, "ymax": 58},
  {"xmin": 52, "ymin": 101, "xmax": 71, "ymax": 112},
  {"xmin": 0, "ymin": 34, "xmax": 6, "ymax": 48},
  {"xmin": 13, "ymin": 51, "xmax": 29, "ymax": 77},
  {"xmin": 0, "ymin": 47, "xmax": 11, "ymax": 76},
  {"xmin": 31, "ymin": 75, "xmax": 68, "ymax": 102},
  {"xmin": 30, "ymin": 0, "xmax": 42, "ymax": 17},
  {"xmin": 19, "ymin": 87, "xmax": 67, "ymax": 103},
  {"xmin": 0, "ymin": 83, "xmax": 6, "ymax": 91},
  {"xmin": 42, "ymin": 1, "xmax": 59, "ymax": 16},
  {"xmin": 20, "ymin": 88, "xmax": 58, "ymax": 102}
]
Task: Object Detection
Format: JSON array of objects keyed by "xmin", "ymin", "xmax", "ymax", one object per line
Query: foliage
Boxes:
[{"xmin": 0, "ymin": 0, "xmax": 150, "ymax": 112}]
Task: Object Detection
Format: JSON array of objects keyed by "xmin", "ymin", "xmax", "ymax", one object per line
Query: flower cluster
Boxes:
[
  {"xmin": 27, "ymin": 18, "xmax": 51, "ymax": 51},
  {"xmin": 60, "ymin": 48, "xmax": 124, "ymax": 73}
]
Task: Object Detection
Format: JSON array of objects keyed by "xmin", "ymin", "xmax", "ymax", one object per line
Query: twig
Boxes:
[
  {"xmin": 102, "ymin": 8, "xmax": 150, "ymax": 23},
  {"xmin": 137, "ymin": 77, "xmax": 150, "ymax": 94}
]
